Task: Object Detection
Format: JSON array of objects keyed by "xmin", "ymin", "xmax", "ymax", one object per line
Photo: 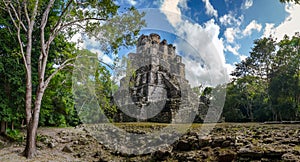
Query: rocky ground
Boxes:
[{"xmin": 0, "ymin": 123, "xmax": 300, "ymax": 162}]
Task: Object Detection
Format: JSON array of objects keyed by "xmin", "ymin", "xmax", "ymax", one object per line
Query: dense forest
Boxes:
[
  {"xmin": 0, "ymin": 0, "xmax": 145, "ymax": 158},
  {"xmin": 1, "ymin": 24, "xmax": 299, "ymax": 126},
  {"xmin": 192, "ymin": 34, "xmax": 299, "ymax": 123},
  {"xmin": 223, "ymin": 34, "xmax": 300, "ymax": 122},
  {"xmin": 0, "ymin": 0, "xmax": 299, "ymax": 159}
]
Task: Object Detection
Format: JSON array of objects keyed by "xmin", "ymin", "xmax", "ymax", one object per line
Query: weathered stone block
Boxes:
[{"xmin": 114, "ymin": 33, "xmax": 206, "ymax": 123}]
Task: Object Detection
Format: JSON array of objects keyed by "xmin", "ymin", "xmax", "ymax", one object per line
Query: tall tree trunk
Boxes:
[
  {"xmin": 249, "ymin": 104, "xmax": 253, "ymax": 122},
  {"xmin": 25, "ymin": 73, "xmax": 32, "ymax": 125},
  {"xmin": 24, "ymin": 45, "xmax": 34, "ymax": 158},
  {"xmin": 24, "ymin": 119, "xmax": 37, "ymax": 158},
  {"xmin": 24, "ymin": 84, "xmax": 45, "ymax": 158},
  {"xmin": 23, "ymin": 0, "xmax": 37, "ymax": 155},
  {"xmin": 11, "ymin": 121, "xmax": 14, "ymax": 130},
  {"xmin": 0, "ymin": 121, "xmax": 6, "ymax": 134}
]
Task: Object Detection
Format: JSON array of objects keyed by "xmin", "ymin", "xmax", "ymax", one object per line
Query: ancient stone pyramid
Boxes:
[{"xmin": 114, "ymin": 33, "xmax": 199, "ymax": 123}]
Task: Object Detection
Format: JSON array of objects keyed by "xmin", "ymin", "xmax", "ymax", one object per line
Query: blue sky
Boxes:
[{"xmin": 76, "ymin": 0, "xmax": 300, "ymax": 86}]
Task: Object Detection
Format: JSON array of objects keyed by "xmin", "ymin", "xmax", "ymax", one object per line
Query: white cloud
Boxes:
[
  {"xmin": 263, "ymin": 23, "xmax": 275, "ymax": 38},
  {"xmin": 69, "ymin": 33, "xmax": 114, "ymax": 66},
  {"xmin": 179, "ymin": 0, "xmax": 189, "ymax": 10},
  {"xmin": 160, "ymin": 0, "xmax": 229, "ymax": 86},
  {"xmin": 219, "ymin": 12, "xmax": 243, "ymax": 26},
  {"xmin": 90, "ymin": 48, "xmax": 114, "ymax": 65},
  {"xmin": 173, "ymin": 19, "xmax": 229, "ymax": 86},
  {"xmin": 243, "ymin": 20, "xmax": 262, "ymax": 36},
  {"xmin": 220, "ymin": 12, "xmax": 244, "ymax": 61},
  {"xmin": 224, "ymin": 63, "xmax": 235, "ymax": 78},
  {"xmin": 161, "ymin": 0, "xmax": 182, "ymax": 26},
  {"xmin": 225, "ymin": 44, "xmax": 240, "ymax": 56},
  {"xmin": 160, "ymin": 0, "xmax": 229, "ymax": 85},
  {"xmin": 127, "ymin": 0, "xmax": 137, "ymax": 6},
  {"xmin": 202, "ymin": 0, "xmax": 218, "ymax": 18},
  {"xmin": 224, "ymin": 27, "xmax": 239, "ymax": 43},
  {"xmin": 70, "ymin": 33, "xmax": 85, "ymax": 49},
  {"xmin": 239, "ymin": 55, "xmax": 247, "ymax": 61},
  {"xmin": 265, "ymin": 4, "xmax": 300, "ymax": 40},
  {"xmin": 243, "ymin": 0, "xmax": 253, "ymax": 9}
]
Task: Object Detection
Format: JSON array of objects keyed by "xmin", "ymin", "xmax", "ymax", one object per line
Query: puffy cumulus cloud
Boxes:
[
  {"xmin": 224, "ymin": 63, "xmax": 235, "ymax": 78},
  {"xmin": 173, "ymin": 19, "xmax": 229, "ymax": 86},
  {"xmin": 161, "ymin": 0, "xmax": 182, "ymax": 26},
  {"xmin": 242, "ymin": 0, "xmax": 253, "ymax": 10},
  {"xmin": 160, "ymin": 0, "xmax": 189, "ymax": 25},
  {"xmin": 202, "ymin": 0, "xmax": 218, "ymax": 18},
  {"xmin": 219, "ymin": 12, "xmax": 243, "ymax": 26},
  {"xmin": 160, "ymin": 0, "xmax": 229, "ymax": 86},
  {"xmin": 224, "ymin": 27, "xmax": 239, "ymax": 43},
  {"xmin": 181, "ymin": 58, "xmax": 209, "ymax": 87},
  {"xmin": 225, "ymin": 44, "xmax": 240, "ymax": 56},
  {"xmin": 264, "ymin": 4, "xmax": 300, "ymax": 40},
  {"xmin": 175, "ymin": 19, "xmax": 226, "ymax": 65},
  {"xmin": 263, "ymin": 23, "xmax": 276, "ymax": 38},
  {"xmin": 243, "ymin": 20, "xmax": 262, "ymax": 36}
]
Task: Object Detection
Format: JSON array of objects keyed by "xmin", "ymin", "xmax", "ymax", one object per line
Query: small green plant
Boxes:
[
  {"xmin": 6, "ymin": 129, "xmax": 24, "ymax": 142},
  {"xmin": 294, "ymin": 145, "xmax": 300, "ymax": 151},
  {"xmin": 37, "ymin": 134, "xmax": 47, "ymax": 142}
]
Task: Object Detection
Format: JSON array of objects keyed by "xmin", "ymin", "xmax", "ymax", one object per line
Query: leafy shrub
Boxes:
[{"xmin": 6, "ymin": 128, "xmax": 24, "ymax": 142}]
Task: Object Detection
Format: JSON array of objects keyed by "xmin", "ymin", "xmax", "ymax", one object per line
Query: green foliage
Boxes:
[
  {"xmin": 0, "ymin": 8, "xmax": 26, "ymax": 130},
  {"xmin": 1, "ymin": 0, "xmax": 145, "ymax": 130},
  {"xmin": 73, "ymin": 50, "xmax": 118, "ymax": 123},
  {"xmin": 6, "ymin": 129, "xmax": 24, "ymax": 142},
  {"xmin": 268, "ymin": 34, "xmax": 300, "ymax": 120},
  {"xmin": 95, "ymin": 63, "xmax": 118, "ymax": 120},
  {"xmin": 40, "ymin": 35, "xmax": 78, "ymax": 127},
  {"xmin": 224, "ymin": 76, "xmax": 270, "ymax": 122},
  {"xmin": 225, "ymin": 33, "xmax": 300, "ymax": 122}
]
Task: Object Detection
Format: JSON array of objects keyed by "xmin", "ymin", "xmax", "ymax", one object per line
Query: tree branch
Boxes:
[
  {"xmin": 40, "ymin": 0, "xmax": 55, "ymax": 57},
  {"xmin": 29, "ymin": 0, "xmax": 39, "ymax": 29},
  {"xmin": 17, "ymin": 20, "xmax": 29, "ymax": 73},
  {"xmin": 2, "ymin": 0, "xmax": 29, "ymax": 72},
  {"xmin": 8, "ymin": 2, "xmax": 27, "ymax": 32},
  {"xmin": 50, "ymin": 0, "xmax": 73, "ymax": 34},
  {"xmin": 99, "ymin": 60, "xmax": 114, "ymax": 70},
  {"xmin": 39, "ymin": 0, "xmax": 55, "ymax": 81},
  {"xmin": 44, "ymin": 58, "xmax": 75, "ymax": 89},
  {"xmin": 2, "ymin": 1, "xmax": 19, "ymax": 30},
  {"xmin": 23, "ymin": 0, "xmax": 30, "ymax": 26},
  {"xmin": 59, "ymin": 17, "xmax": 107, "ymax": 31},
  {"xmin": 47, "ymin": 16, "xmax": 104, "ymax": 53}
]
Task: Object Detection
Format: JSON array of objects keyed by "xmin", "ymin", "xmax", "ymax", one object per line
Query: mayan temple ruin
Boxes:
[{"xmin": 114, "ymin": 33, "xmax": 205, "ymax": 123}]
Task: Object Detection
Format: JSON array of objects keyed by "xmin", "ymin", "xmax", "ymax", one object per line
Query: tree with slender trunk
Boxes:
[{"xmin": 0, "ymin": 0, "xmax": 145, "ymax": 158}]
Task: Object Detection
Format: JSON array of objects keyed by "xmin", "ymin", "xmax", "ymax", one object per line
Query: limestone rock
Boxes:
[
  {"xmin": 218, "ymin": 149, "xmax": 236, "ymax": 162},
  {"xmin": 62, "ymin": 145, "xmax": 73, "ymax": 153}
]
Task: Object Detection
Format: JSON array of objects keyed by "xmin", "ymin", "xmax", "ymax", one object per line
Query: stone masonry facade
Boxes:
[{"xmin": 114, "ymin": 33, "xmax": 204, "ymax": 123}]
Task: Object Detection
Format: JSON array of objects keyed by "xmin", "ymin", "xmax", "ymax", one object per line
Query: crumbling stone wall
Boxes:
[{"xmin": 114, "ymin": 33, "xmax": 200, "ymax": 123}]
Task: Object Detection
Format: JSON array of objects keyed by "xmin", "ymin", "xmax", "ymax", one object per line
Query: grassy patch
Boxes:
[
  {"xmin": 6, "ymin": 129, "xmax": 24, "ymax": 142},
  {"xmin": 294, "ymin": 145, "xmax": 300, "ymax": 151}
]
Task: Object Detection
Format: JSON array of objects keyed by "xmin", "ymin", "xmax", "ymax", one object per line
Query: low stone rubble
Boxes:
[{"xmin": 18, "ymin": 123, "xmax": 300, "ymax": 161}]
